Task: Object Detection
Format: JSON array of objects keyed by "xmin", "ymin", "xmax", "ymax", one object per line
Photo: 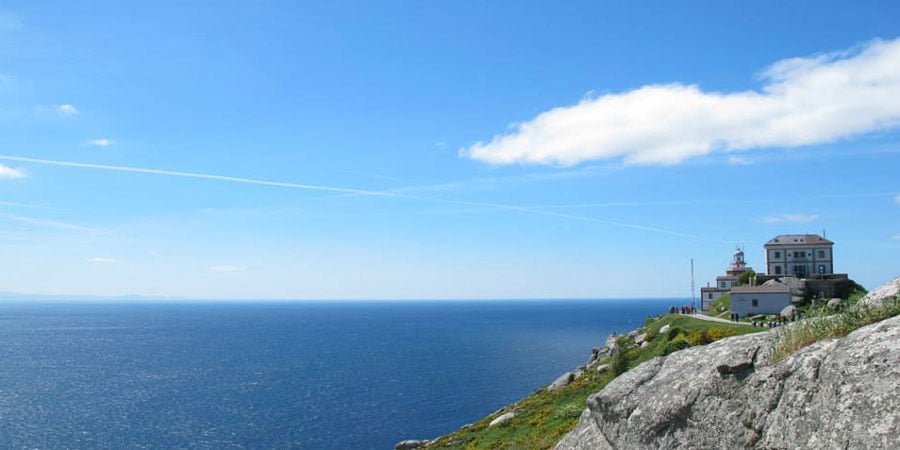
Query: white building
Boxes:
[
  {"xmin": 730, "ymin": 284, "xmax": 792, "ymax": 317},
  {"xmin": 700, "ymin": 248, "xmax": 754, "ymax": 311},
  {"xmin": 764, "ymin": 234, "xmax": 834, "ymax": 278}
]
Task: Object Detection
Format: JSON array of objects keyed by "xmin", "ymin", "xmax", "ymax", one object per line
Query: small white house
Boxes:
[{"xmin": 730, "ymin": 284, "xmax": 791, "ymax": 317}]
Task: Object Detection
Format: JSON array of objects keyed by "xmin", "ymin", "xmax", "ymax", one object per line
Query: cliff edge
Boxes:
[{"xmin": 556, "ymin": 276, "xmax": 900, "ymax": 450}]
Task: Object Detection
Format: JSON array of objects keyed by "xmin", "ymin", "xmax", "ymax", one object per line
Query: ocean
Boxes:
[{"xmin": 0, "ymin": 299, "xmax": 674, "ymax": 449}]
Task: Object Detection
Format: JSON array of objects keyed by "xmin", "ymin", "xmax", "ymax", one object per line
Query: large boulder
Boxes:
[
  {"xmin": 548, "ymin": 372, "xmax": 575, "ymax": 392},
  {"xmin": 489, "ymin": 412, "xmax": 514, "ymax": 427},
  {"xmin": 861, "ymin": 276, "xmax": 900, "ymax": 308},
  {"xmin": 780, "ymin": 305, "xmax": 796, "ymax": 319},
  {"xmin": 556, "ymin": 276, "xmax": 900, "ymax": 450},
  {"xmin": 394, "ymin": 440, "xmax": 426, "ymax": 450},
  {"xmin": 827, "ymin": 298, "xmax": 843, "ymax": 310}
]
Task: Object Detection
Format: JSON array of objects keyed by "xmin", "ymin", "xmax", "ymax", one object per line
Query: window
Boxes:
[
  {"xmin": 751, "ymin": 299, "xmax": 758, "ymax": 308},
  {"xmin": 708, "ymin": 294, "xmax": 713, "ymax": 299},
  {"xmin": 793, "ymin": 251, "xmax": 805, "ymax": 258},
  {"xmin": 720, "ymin": 282, "xmax": 726, "ymax": 288},
  {"xmin": 774, "ymin": 251, "xmax": 781, "ymax": 259},
  {"xmin": 818, "ymin": 250, "xmax": 825, "ymax": 258},
  {"xmin": 775, "ymin": 266, "xmax": 782, "ymax": 275}
]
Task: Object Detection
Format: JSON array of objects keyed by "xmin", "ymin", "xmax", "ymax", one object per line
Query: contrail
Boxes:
[
  {"xmin": 0, "ymin": 155, "xmax": 401, "ymax": 198},
  {"xmin": 0, "ymin": 154, "xmax": 726, "ymax": 242}
]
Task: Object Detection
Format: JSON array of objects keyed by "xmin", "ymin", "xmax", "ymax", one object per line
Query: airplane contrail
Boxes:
[
  {"xmin": 0, "ymin": 154, "xmax": 726, "ymax": 242},
  {"xmin": 0, "ymin": 155, "xmax": 401, "ymax": 197}
]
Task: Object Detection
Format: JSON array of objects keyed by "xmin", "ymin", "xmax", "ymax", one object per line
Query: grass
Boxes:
[
  {"xmin": 703, "ymin": 293, "xmax": 731, "ymax": 319},
  {"xmin": 772, "ymin": 293, "xmax": 900, "ymax": 363},
  {"xmin": 425, "ymin": 315, "xmax": 762, "ymax": 449}
]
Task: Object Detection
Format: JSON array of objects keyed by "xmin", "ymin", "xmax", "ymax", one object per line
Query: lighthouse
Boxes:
[{"xmin": 726, "ymin": 247, "xmax": 753, "ymax": 277}]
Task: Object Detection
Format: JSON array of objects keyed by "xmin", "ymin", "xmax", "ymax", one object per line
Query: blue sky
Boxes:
[{"xmin": 0, "ymin": 1, "xmax": 898, "ymax": 299}]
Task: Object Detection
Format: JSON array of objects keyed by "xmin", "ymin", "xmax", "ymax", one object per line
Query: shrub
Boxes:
[
  {"xmin": 685, "ymin": 330, "xmax": 712, "ymax": 346},
  {"xmin": 773, "ymin": 294, "xmax": 900, "ymax": 362},
  {"xmin": 662, "ymin": 335, "xmax": 691, "ymax": 355},
  {"xmin": 707, "ymin": 327, "xmax": 735, "ymax": 341},
  {"xmin": 610, "ymin": 337, "xmax": 630, "ymax": 375},
  {"xmin": 665, "ymin": 326, "xmax": 683, "ymax": 340}
]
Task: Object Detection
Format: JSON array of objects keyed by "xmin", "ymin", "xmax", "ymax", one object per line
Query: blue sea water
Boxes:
[{"xmin": 0, "ymin": 299, "xmax": 675, "ymax": 449}]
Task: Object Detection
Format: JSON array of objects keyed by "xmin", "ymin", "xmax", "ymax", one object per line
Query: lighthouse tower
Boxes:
[{"xmin": 726, "ymin": 247, "xmax": 753, "ymax": 277}]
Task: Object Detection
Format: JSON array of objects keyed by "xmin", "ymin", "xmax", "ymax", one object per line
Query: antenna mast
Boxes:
[{"xmin": 690, "ymin": 258, "xmax": 696, "ymax": 311}]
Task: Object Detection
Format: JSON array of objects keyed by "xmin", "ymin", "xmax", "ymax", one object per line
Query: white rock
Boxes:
[{"xmin": 489, "ymin": 412, "xmax": 515, "ymax": 427}]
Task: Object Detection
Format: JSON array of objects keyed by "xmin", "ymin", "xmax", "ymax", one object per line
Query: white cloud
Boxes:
[
  {"xmin": 87, "ymin": 138, "xmax": 113, "ymax": 147},
  {"xmin": 892, "ymin": 233, "xmax": 900, "ymax": 240},
  {"xmin": 762, "ymin": 213, "xmax": 820, "ymax": 224},
  {"xmin": 87, "ymin": 257, "xmax": 116, "ymax": 264},
  {"xmin": 895, "ymin": 194, "xmax": 900, "ymax": 205},
  {"xmin": 0, "ymin": 164, "xmax": 26, "ymax": 179},
  {"xmin": 209, "ymin": 265, "xmax": 245, "ymax": 273},
  {"xmin": 464, "ymin": 38, "xmax": 900, "ymax": 166},
  {"xmin": 727, "ymin": 156, "xmax": 752, "ymax": 166},
  {"xmin": 57, "ymin": 104, "xmax": 79, "ymax": 116}
]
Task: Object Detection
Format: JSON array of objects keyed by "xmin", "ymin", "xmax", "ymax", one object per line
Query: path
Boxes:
[{"xmin": 679, "ymin": 313, "xmax": 754, "ymax": 326}]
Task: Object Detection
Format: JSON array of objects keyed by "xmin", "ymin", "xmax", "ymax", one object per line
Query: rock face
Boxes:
[{"xmin": 556, "ymin": 282, "xmax": 900, "ymax": 450}]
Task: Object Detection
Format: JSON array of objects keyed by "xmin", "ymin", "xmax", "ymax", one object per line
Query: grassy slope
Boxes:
[
  {"xmin": 426, "ymin": 315, "xmax": 759, "ymax": 449},
  {"xmin": 703, "ymin": 293, "xmax": 731, "ymax": 319}
]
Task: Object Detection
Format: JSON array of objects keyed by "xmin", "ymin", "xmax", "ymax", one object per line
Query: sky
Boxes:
[{"xmin": 0, "ymin": 1, "xmax": 899, "ymax": 300}]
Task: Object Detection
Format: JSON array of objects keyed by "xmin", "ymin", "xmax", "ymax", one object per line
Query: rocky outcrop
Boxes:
[
  {"xmin": 394, "ymin": 439, "xmax": 427, "ymax": 450},
  {"xmin": 488, "ymin": 412, "xmax": 514, "ymax": 427},
  {"xmin": 557, "ymin": 280, "xmax": 900, "ymax": 450},
  {"xmin": 861, "ymin": 275, "xmax": 900, "ymax": 307},
  {"xmin": 548, "ymin": 372, "xmax": 577, "ymax": 392}
]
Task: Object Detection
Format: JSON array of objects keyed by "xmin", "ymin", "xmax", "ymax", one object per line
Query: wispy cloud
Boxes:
[
  {"xmin": 0, "ymin": 154, "xmax": 725, "ymax": 242},
  {"xmin": 892, "ymin": 233, "xmax": 900, "ymax": 240},
  {"xmin": 86, "ymin": 138, "xmax": 113, "ymax": 147},
  {"xmin": 727, "ymin": 156, "xmax": 752, "ymax": 166},
  {"xmin": 87, "ymin": 257, "xmax": 116, "ymax": 264},
  {"xmin": 209, "ymin": 265, "xmax": 245, "ymax": 273},
  {"xmin": 0, "ymin": 213, "xmax": 102, "ymax": 233},
  {"xmin": 0, "ymin": 164, "xmax": 26, "ymax": 179},
  {"xmin": 56, "ymin": 104, "xmax": 79, "ymax": 116},
  {"xmin": 0, "ymin": 199, "xmax": 49, "ymax": 209},
  {"xmin": 0, "ymin": 154, "xmax": 402, "ymax": 197},
  {"xmin": 895, "ymin": 194, "xmax": 900, "ymax": 205},
  {"xmin": 762, "ymin": 213, "xmax": 820, "ymax": 224},
  {"xmin": 464, "ymin": 38, "xmax": 900, "ymax": 166}
]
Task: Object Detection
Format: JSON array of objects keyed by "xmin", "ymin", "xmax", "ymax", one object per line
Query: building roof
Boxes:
[
  {"xmin": 764, "ymin": 234, "xmax": 833, "ymax": 247},
  {"xmin": 731, "ymin": 285, "xmax": 791, "ymax": 294},
  {"xmin": 716, "ymin": 275, "xmax": 738, "ymax": 281},
  {"xmin": 700, "ymin": 287, "xmax": 728, "ymax": 293}
]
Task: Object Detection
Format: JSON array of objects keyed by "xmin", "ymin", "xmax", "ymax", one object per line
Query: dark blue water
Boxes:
[{"xmin": 0, "ymin": 299, "xmax": 673, "ymax": 449}]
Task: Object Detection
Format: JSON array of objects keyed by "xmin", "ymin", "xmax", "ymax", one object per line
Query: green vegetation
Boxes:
[
  {"xmin": 704, "ymin": 293, "xmax": 731, "ymax": 319},
  {"xmin": 772, "ymin": 293, "xmax": 900, "ymax": 363},
  {"xmin": 737, "ymin": 270, "xmax": 756, "ymax": 286},
  {"xmin": 427, "ymin": 315, "xmax": 761, "ymax": 449}
]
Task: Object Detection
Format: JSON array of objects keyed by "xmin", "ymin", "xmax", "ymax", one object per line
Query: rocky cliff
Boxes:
[{"xmin": 556, "ymin": 277, "xmax": 900, "ymax": 450}]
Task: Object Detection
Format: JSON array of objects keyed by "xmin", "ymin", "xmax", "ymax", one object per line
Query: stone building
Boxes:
[{"xmin": 764, "ymin": 234, "xmax": 834, "ymax": 278}]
